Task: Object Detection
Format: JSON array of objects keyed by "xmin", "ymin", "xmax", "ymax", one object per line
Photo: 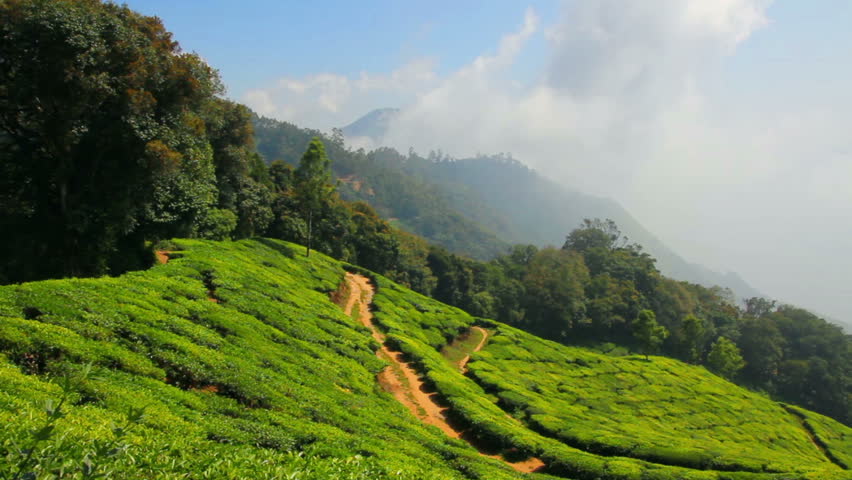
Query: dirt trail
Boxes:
[
  {"xmin": 342, "ymin": 273, "xmax": 545, "ymax": 474},
  {"xmin": 458, "ymin": 326, "xmax": 489, "ymax": 373},
  {"xmin": 155, "ymin": 250, "xmax": 171, "ymax": 264}
]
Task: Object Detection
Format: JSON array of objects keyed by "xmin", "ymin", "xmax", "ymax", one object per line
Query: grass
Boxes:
[
  {"xmin": 0, "ymin": 238, "xmax": 849, "ymax": 480},
  {"xmin": 441, "ymin": 327, "xmax": 487, "ymax": 368}
]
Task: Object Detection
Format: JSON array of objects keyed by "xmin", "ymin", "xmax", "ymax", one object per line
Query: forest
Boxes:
[{"xmin": 0, "ymin": 0, "xmax": 849, "ymax": 436}]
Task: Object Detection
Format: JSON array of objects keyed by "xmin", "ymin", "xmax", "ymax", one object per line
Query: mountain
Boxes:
[
  {"xmin": 337, "ymin": 109, "xmax": 764, "ymax": 301},
  {"xmin": 1, "ymin": 238, "xmax": 848, "ymax": 478},
  {"xmin": 341, "ymin": 107, "xmax": 399, "ymax": 142},
  {"xmin": 254, "ymin": 115, "xmax": 511, "ymax": 260},
  {"xmin": 409, "ymin": 156, "xmax": 766, "ymax": 300}
]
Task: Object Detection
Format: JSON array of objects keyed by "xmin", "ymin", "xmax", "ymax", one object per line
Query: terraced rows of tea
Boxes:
[
  {"xmin": 464, "ymin": 326, "xmax": 847, "ymax": 472},
  {"xmin": 362, "ymin": 274, "xmax": 852, "ymax": 479},
  {"xmin": 0, "ymin": 238, "xmax": 849, "ymax": 479},
  {"xmin": 0, "ymin": 240, "xmax": 534, "ymax": 479}
]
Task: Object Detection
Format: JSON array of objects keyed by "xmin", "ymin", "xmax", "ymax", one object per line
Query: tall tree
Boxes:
[
  {"xmin": 348, "ymin": 202, "xmax": 400, "ymax": 273},
  {"xmin": 738, "ymin": 317, "xmax": 785, "ymax": 386},
  {"xmin": 680, "ymin": 314, "xmax": 706, "ymax": 363},
  {"xmin": 294, "ymin": 137, "xmax": 334, "ymax": 256},
  {"xmin": 563, "ymin": 218, "xmax": 629, "ymax": 253},
  {"xmin": 522, "ymin": 248, "xmax": 589, "ymax": 339},
  {"xmin": 0, "ymin": 0, "xmax": 220, "ymax": 281},
  {"xmin": 202, "ymin": 99, "xmax": 272, "ymax": 239},
  {"xmin": 633, "ymin": 309, "xmax": 669, "ymax": 360},
  {"xmin": 744, "ymin": 297, "xmax": 777, "ymax": 318},
  {"xmin": 707, "ymin": 337, "xmax": 746, "ymax": 380}
]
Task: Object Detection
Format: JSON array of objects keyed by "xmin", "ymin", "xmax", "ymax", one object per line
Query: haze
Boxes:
[{"xmin": 126, "ymin": 0, "xmax": 852, "ymax": 326}]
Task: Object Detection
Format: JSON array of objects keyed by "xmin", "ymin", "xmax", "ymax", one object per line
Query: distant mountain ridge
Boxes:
[
  {"xmin": 254, "ymin": 115, "xmax": 511, "ymax": 260},
  {"xmin": 340, "ymin": 109, "xmax": 765, "ymax": 301},
  {"xmin": 341, "ymin": 107, "xmax": 399, "ymax": 142}
]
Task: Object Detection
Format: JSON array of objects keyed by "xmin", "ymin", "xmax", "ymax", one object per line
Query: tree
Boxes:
[
  {"xmin": 680, "ymin": 314, "xmax": 706, "ymax": 363},
  {"xmin": 522, "ymin": 248, "xmax": 589, "ymax": 339},
  {"xmin": 738, "ymin": 317, "xmax": 785, "ymax": 385},
  {"xmin": 427, "ymin": 246, "xmax": 475, "ymax": 308},
  {"xmin": 203, "ymin": 99, "xmax": 272, "ymax": 238},
  {"xmin": 707, "ymin": 337, "xmax": 745, "ymax": 379},
  {"xmin": 0, "ymin": 0, "xmax": 221, "ymax": 281},
  {"xmin": 349, "ymin": 202, "xmax": 400, "ymax": 273},
  {"xmin": 563, "ymin": 218, "xmax": 630, "ymax": 253},
  {"xmin": 744, "ymin": 297, "xmax": 777, "ymax": 318},
  {"xmin": 293, "ymin": 137, "xmax": 334, "ymax": 256},
  {"xmin": 632, "ymin": 309, "xmax": 669, "ymax": 360},
  {"xmin": 582, "ymin": 274, "xmax": 638, "ymax": 338}
]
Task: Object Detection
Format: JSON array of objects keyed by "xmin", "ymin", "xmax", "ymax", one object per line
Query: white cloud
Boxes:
[
  {"xmin": 242, "ymin": 59, "xmax": 438, "ymax": 131},
  {"xmin": 242, "ymin": 89, "xmax": 275, "ymax": 116}
]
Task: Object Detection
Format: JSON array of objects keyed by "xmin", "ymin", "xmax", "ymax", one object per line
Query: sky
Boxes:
[{"xmin": 124, "ymin": 0, "xmax": 852, "ymax": 325}]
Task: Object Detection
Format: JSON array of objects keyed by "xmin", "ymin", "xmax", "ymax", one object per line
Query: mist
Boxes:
[{"xmin": 244, "ymin": 0, "xmax": 852, "ymax": 326}]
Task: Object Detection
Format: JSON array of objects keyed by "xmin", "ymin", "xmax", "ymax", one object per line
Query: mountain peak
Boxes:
[{"xmin": 341, "ymin": 108, "xmax": 399, "ymax": 142}]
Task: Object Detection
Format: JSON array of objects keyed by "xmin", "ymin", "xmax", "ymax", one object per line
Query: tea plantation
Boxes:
[
  {"xmin": 0, "ymin": 238, "xmax": 849, "ymax": 479},
  {"xmin": 463, "ymin": 326, "xmax": 850, "ymax": 473},
  {"xmin": 0, "ymin": 239, "xmax": 537, "ymax": 479},
  {"xmin": 360, "ymin": 273, "xmax": 852, "ymax": 479}
]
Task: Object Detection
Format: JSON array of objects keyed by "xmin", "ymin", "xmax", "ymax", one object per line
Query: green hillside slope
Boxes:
[
  {"xmin": 381, "ymin": 155, "xmax": 765, "ymax": 301},
  {"xmin": 0, "ymin": 240, "xmax": 528, "ymax": 479},
  {"xmin": 465, "ymin": 329, "xmax": 840, "ymax": 472},
  {"xmin": 368, "ymin": 274, "xmax": 851, "ymax": 479},
  {"xmin": 0, "ymin": 239, "xmax": 849, "ymax": 479}
]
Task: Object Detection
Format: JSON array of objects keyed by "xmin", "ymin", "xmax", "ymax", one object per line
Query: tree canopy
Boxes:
[{"xmin": 0, "ymin": 0, "xmax": 230, "ymax": 280}]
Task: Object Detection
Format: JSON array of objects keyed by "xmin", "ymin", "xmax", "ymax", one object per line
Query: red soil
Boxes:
[{"xmin": 155, "ymin": 250, "xmax": 171, "ymax": 264}]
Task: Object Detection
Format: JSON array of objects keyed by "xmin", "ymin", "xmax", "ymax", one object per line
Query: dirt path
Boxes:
[
  {"xmin": 155, "ymin": 250, "xmax": 171, "ymax": 264},
  {"xmin": 458, "ymin": 326, "xmax": 489, "ymax": 373},
  {"xmin": 341, "ymin": 273, "xmax": 545, "ymax": 474}
]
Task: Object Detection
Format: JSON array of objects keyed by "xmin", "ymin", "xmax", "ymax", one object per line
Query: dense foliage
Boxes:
[
  {"xmin": 253, "ymin": 116, "xmax": 510, "ymax": 260},
  {"xmin": 413, "ymin": 221, "xmax": 852, "ymax": 426},
  {"xmin": 0, "ymin": 0, "xmax": 269, "ymax": 282},
  {"xmin": 264, "ymin": 113, "xmax": 767, "ymax": 301}
]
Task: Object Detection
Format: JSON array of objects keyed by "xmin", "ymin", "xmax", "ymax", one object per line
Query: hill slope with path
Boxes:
[
  {"xmin": 0, "ymin": 238, "xmax": 848, "ymax": 479},
  {"xmin": 341, "ymin": 273, "xmax": 545, "ymax": 473}
]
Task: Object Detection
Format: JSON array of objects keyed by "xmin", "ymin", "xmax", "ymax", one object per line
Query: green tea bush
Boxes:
[
  {"xmin": 2, "ymin": 238, "xmax": 849, "ymax": 479},
  {"xmin": 0, "ymin": 239, "xmax": 532, "ymax": 479},
  {"xmin": 366, "ymin": 274, "xmax": 852, "ymax": 480}
]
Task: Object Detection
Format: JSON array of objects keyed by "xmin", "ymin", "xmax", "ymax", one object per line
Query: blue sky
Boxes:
[
  {"xmin": 123, "ymin": 0, "xmax": 558, "ymax": 100},
  {"xmin": 122, "ymin": 0, "xmax": 852, "ymax": 112},
  {"xmin": 122, "ymin": 1, "xmax": 852, "ymax": 325}
]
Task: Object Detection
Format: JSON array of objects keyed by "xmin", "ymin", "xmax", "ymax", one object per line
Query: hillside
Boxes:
[
  {"xmin": 339, "ymin": 110, "xmax": 763, "ymax": 300},
  {"xmin": 1, "ymin": 239, "xmax": 849, "ymax": 479},
  {"xmin": 407, "ymin": 156, "xmax": 765, "ymax": 300},
  {"xmin": 254, "ymin": 116, "xmax": 511, "ymax": 260},
  {"xmin": 0, "ymin": 239, "xmax": 529, "ymax": 479}
]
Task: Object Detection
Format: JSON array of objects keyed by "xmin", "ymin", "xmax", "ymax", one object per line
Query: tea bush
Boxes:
[{"xmin": 0, "ymin": 239, "xmax": 530, "ymax": 479}]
